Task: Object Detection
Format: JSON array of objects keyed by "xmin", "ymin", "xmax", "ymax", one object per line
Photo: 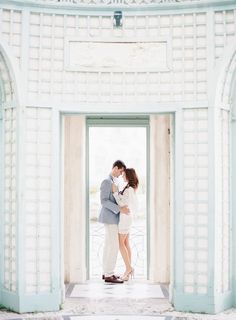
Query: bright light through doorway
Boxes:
[{"xmin": 89, "ymin": 126, "xmax": 147, "ymax": 279}]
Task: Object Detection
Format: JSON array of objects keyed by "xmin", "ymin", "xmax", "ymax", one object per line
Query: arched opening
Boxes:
[
  {"xmin": 0, "ymin": 46, "xmax": 20, "ymax": 311},
  {"xmin": 215, "ymin": 44, "xmax": 236, "ymax": 310}
]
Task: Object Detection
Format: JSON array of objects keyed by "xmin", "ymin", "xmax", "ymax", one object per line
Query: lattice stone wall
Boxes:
[
  {"xmin": 26, "ymin": 11, "xmax": 209, "ymax": 103},
  {"xmin": 215, "ymin": 109, "xmax": 230, "ymax": 293},
  {"xmin": 0, "ymin": 7, "xmax": 235, "ymax": 105},
  {"xmin": 3, "ymin": 106, "xmax": 17, "ymax": 292},
  {"xmin": 214, "ymin": 10, "xmax": 236, "ymax": 60},
  {"xmin": 24, "ymin": 107, "xmax": 52, "ymax": 293},
  {"xmin": 0, "ymin": 9, "xmax": 22, "ymax": 68},
  {"xmin": 183, "ymin": 108, "xmax": 208, "ymax": 295},
  {"xmin": 0, "ymin": 1, "xmax": 235, "ymax": 313},
  {"xmin": 0, "ymin": 0, "xmax": 232, "ymax": 282}
]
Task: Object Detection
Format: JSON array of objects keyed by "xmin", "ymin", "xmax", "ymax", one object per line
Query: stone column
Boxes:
[
  {"xmin": 149, "ymin": 114, "xmax": 171, "ymax": 283},
  {"xmin": 64, "ymin": 115, "xmax": 86, "ymax": 283}
]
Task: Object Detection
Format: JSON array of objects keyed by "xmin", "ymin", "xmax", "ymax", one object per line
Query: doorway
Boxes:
[
  {"xmin": 62, "ymin": 114, "xmax": 173, "ymax": 292},
  {"xmin": 87, "ymin": 116, "xmax": 149, "ymax": 280}
]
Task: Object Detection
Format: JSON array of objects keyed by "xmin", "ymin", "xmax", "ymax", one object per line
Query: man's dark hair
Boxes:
[{"xmin": 112, "ymin": 160, "xmax": 126, "ymax": 169}]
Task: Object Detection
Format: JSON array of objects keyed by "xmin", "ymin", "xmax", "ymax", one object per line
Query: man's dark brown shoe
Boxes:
[
  {"xmin": 104, "ymin": 275, "xmax": 124, "ymax": 283},
  {"xmin": 102, "ymin": 274, "xmax": 120, "ymax": 280}
]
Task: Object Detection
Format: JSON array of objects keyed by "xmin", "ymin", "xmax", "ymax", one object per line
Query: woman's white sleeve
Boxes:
[
  {"xmin": 113, "ymin": 190, "xmax": 128, "ymax": 206},
  {"xmin": 129, "ymin": 188, "xmax": 138, "ymax": 212}
]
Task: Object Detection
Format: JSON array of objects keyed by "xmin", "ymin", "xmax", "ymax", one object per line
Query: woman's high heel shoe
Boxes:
[{"xmin": 121, "ymin": 268, "xmax": 134, "ymax": 281}]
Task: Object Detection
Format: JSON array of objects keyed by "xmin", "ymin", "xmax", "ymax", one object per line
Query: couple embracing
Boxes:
[{"xmin": 98, "ymin": 160, "xmax": 139, "ymax": 284}]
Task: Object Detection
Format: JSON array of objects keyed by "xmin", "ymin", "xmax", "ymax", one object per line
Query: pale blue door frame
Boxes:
[
  {"xmin": 86, "ymin": 115, "xmax": 150, "ymax": 280},
  {"xmin": 231, "ymin": 75, "xmax": 236, "ymax": 305},
  {"xmin": 232, "ymin": 116, "xmax": 236, "ymax": 304},
  {"xmin": 0, "ymin": 81, "xmax": 4, "ymax": 304}
]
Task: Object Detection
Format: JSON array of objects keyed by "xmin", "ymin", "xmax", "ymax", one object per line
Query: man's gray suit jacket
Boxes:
[{"xmin": 98, "ymin": 175, "xmax": 120, "ymax": 224}]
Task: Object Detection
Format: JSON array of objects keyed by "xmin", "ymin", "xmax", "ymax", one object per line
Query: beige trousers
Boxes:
[{"xmin": 103, "ymin": 224, "xmax": 119, "ymax": 277}]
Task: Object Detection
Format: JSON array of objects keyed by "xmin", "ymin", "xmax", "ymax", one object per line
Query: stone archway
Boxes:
[
  {"xmin": 214, "ymin": 43, "xmax": 236, "ymax": 108},
  {"xmin": 227, "ymin": 57, "xmax": 236, "ymax": 308},
  {"xmin": 0, "ymin": 44, "xmax": 21, "ymax": 311},
  {"xmin": 0, "ymin": 52, "xmax": 13, "ymax": 104},
  {"xmin": 214, "ymin": 43, "xmax": 236, "ymax": 309},
  {"xmin": 230, "ymin": 73, "xmax": 236, "ymax": 305}
]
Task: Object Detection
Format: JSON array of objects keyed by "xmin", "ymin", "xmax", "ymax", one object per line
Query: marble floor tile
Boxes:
[{"xmin": 69, "ymin": 282, "xmax": 166, "ymax": 299}]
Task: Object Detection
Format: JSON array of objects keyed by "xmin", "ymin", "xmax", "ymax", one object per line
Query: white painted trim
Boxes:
[
  {"xmin": 232, "ymin": 117, "xmax": 236, "ymax": 306},
  {"xmin": 16, "ymin": 10, "xmax": 30, "ymax": 297},
  {"xmin": 16, "ymin": 104, "xmax": 26, "ymax": 296},
  {"xmin": 172, "ymin": 109, "xmax": 184, "ymax": 296},
  {"xmin": 0, "ymin": 86, "xmax": 4, "ymax": 303},
  {"xmin": 60, "ymin": 114, "xmax": 66, "ymax": 302},
  {"xmin": 51, "ymin": 108, "xmax": 61, "ymax": 297},
  {"xmin": 207, "ymin": 106, "xmax": 217, "ymax": 297},
  {"xmin": 1, "ymin": 0, "xmax": 236, "ymax": 13},
  {"xmin": 169, "ymin": 113, "xmax": 174, "ymax": 303},
  {"xmin": 25, "ymin": 101, "xmax": 210, "ymax": 113}
]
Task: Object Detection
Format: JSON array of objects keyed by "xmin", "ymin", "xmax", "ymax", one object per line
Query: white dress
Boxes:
[{"xmin": 113, "ymin": 187, "xmax": 138, "ymax": 234}]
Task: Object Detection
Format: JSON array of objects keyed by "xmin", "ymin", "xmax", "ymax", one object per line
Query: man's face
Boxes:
[{"xmin": 114, "ymin": 166, "xmax": 125, "ymax": 178}]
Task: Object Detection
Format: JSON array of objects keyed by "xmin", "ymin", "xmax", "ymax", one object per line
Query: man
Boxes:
[{"xmin": 98, "ymin": 160, "xmax": 130, "ymax": 283}]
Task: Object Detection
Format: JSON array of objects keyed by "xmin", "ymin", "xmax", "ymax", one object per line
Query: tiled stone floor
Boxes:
[
  {"xmin": 1, "ymin": 281, "xmax": 236, "ymax": 320},
  {"xmin": 68, "ymin": 281, "xmax": 168, "ymax": 299}
]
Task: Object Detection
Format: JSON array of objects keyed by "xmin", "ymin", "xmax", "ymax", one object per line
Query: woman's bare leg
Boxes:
[
  {"xmin": 124, "ymin": 233, "xmax": 131, "ymax": 265},
  {"xmin": 119, "ymin": 233, "xmax": 132, "ymax": 272}
]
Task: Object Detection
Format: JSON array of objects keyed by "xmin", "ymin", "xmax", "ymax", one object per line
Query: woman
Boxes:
[{"xmin": 112, "ymin": 168, "xmax": 139, "ymax": 281}]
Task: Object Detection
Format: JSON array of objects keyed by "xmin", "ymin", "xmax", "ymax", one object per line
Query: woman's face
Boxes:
[{"xmin": 123, "ymin": 172, "xmax": 127, "ymax": 182}]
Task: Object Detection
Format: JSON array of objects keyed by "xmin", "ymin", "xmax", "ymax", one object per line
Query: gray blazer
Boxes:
[{"xmin": 98, "ymin": 175, "xmax": 120, "ymax": 224}]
